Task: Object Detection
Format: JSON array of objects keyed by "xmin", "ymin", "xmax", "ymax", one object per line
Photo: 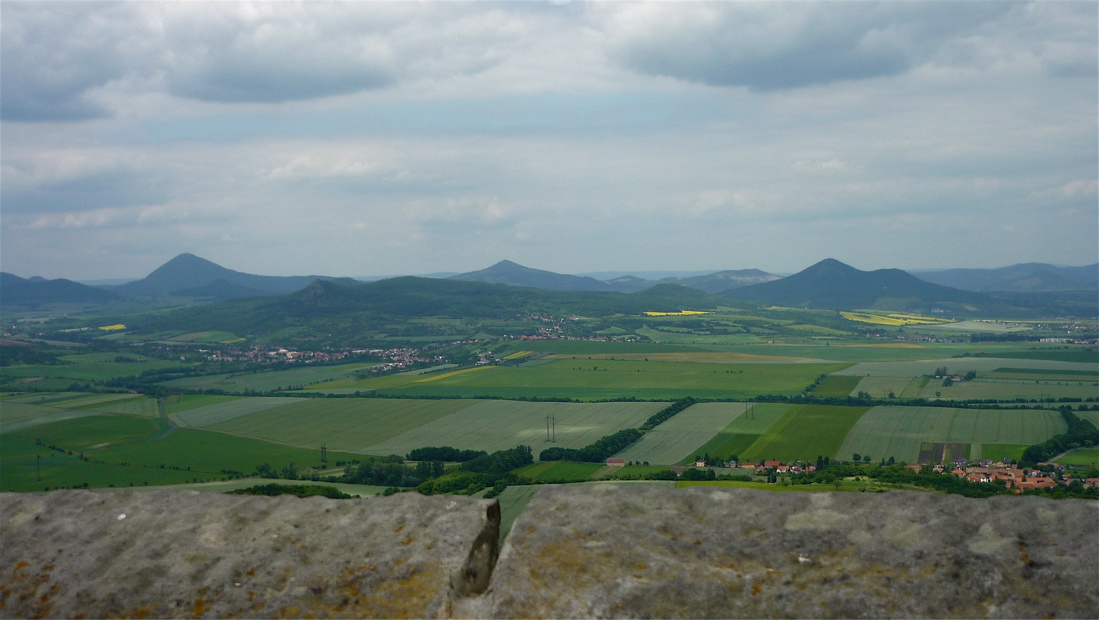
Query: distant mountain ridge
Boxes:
[
  {"xmin": 112, "ymin": 253, "xmax": 336, "ymax": 297},
  {"xmin": 723, "ymin": 258, "xmax": 986, "ymax": 310},
  {"xmin": 914, "ymin": 263, "xmax": 1098, "ymax": 292},
  {"xmin": 1, "ymin": 272, "xmax": 120, "ymax": 305},
  {"xmin": 449, "ymin": 260, "xmax": 613, "ymax": 292}
]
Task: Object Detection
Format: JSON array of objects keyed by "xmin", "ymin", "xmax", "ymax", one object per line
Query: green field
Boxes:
[
  {"xmin": 849, "ymin": 376, "xmax": 923, "ymax": 399},
  {"xmin": 834, "ymin": 357, "xmax": 1096, "ymax": 378},
  {"xmin": 0, "ymin": 353, "xmax": 189, "ymax": 383},
  {"xmin": 919, "ymin": 380, "xmax": 1098, "ymax": 401},
  {"xmin": 0, "ymin": 413, "xmax": 366, "ymax": 492},
  {"xmin": 1055, "ymin": 448, "xmax": 1099, "ymax": 467},
  {"xmin": 164, "ymin": 394, "xmax": 242, "ymax": 414},
  {"xmin": 512, "ymin": 461, "xmax": 603, "ymax": 482},
  {"xmin": 811, "ymin": 375, "xmax": 861, "ymax": 397},
  {"xmin": 614, "ymin": 402, "xmax": 747, "ymax": 465},
  {"xmin": 977, "ymin": 443, "xmax": 1029, "ymax": 463},
  {"xmin": 157, "ymin": 362, "xmax": 380, "ymax": 392},
  {"xmin": 837, "ymin": 406, "xmax": 1067, "ymax": 464},
  {"xmin": 740, "ymin": 405, "xmax": 870, "ymax": 463},
  {"xmin": 205, "ymin": 398, "xmax": 480, "ymax": 453},
  {"xmin": 361, "ymin": 400, "xmax": 666, "ymax": 459},
  {"xmin": 313, "ymin": 360, "xmax": 848, "ymax": 401},
  {"xmin": 121, "ymin": 478, "xmax": 390, "ymax": 497},
  {"xmin": 0, "ymin": 396, "xmax": 158, "ymax": 434},
  {"xmin": 173, "ymin": 396, "xmax": 308, "ymax": 427},
  {"xmin": 674, "ymin": 480, "xmax": 872, "ymax": 493}
]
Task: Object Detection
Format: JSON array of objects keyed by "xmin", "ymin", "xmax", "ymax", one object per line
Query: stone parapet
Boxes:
[{"xmin": 2, "ymin": 485, "xmax": 1097, "ymax": 618}]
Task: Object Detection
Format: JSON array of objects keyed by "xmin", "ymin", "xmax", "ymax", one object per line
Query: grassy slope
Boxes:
[{"xmin": 740, "ymin": 405, "xmax": 870, "ymax": 463}]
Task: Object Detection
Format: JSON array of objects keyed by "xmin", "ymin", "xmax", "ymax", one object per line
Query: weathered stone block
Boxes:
[
  {"xmin": 0, "ymin": 490, "xmax": 499, "ymax": 619},
  {"xmin": 483, "ymin": 484, "xmax": 1099, "ymax": 619}
]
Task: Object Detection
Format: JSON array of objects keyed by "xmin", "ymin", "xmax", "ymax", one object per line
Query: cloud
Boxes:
[
  {"xmin": 0, "ymin": 2, "xmax": 134, "ymax": 121},
  {"xmin": 603, "ymin": 2, "xmax": 1012, "ymax": 90}
]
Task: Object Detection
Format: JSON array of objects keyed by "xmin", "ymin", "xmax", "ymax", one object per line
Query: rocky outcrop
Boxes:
[
  {"xmin": 482, "ymin": 485, "xmax": 1099, "ymax": 619},
  {"xmin": 0, "ymin": 490, "xmax": 499, "ymax": 619},
  {"xmin": 1, "ymin": 486, "xmax": 1097, "ymax": 619}
]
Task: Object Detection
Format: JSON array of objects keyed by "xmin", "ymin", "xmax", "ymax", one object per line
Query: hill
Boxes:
[
  {"xmin": 603, "ymin": 269, "xmax": 780, "ymax": 294},
  {"xmin": 450, "ymin": 260, "xmax": 613, "ymax": 292},
  {"xmin": 1, "ymin": 272, "xmax": 120, "ymax": 305},
  {"xmin": 915, "ymin": 263, "xmax": 1098, "ymax": 292},
  {"xmin": 113, "ymin": 253, "xmax": 335, "ymax": 297},
  {"xmin": 723, "ymin": 259, "xmax": 986, "ymax": 310},
  {"xmin": 122, "ymin": 276, "xmax": 732, "ymax": 340},
  {"xmin": 671, "ymin": 269, "xmax": 781, "ymax": 294}
]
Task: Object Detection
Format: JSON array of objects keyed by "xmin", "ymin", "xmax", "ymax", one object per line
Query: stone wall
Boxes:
[{"xmin": 2, "ymin": 485, "xmax": 1097, "ymax": 618}]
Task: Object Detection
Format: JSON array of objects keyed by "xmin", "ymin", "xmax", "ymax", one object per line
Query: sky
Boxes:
[{"xmin": 2, "ymin": 1, "xmax": 1096, "ymax": 281}]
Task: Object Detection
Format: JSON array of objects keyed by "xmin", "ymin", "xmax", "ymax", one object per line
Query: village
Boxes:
[{"xmin": 604, "ymin": 455, "xmax": 1099, "ymax": 492}]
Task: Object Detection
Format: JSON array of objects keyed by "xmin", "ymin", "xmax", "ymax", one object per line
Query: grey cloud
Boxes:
[
  {"xmin": 605, "ymin": 2, "xmax": 1012, "ymax": 90},
  {"xmin": 0, "ymin": 3, "xmax": 132, "ymax": 121},
  {"xmin": 159, "ymin": 5, "xmax": 398, "ymax": 103}
]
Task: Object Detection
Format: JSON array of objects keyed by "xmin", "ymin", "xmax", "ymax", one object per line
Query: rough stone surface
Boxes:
[
  {"xmin": 0, "ymin": 490, "xmax": 499, "ymax": 619},
  {"xmin": 482, "ymin": 485, "xmax": 1099, "ymax": 619}
]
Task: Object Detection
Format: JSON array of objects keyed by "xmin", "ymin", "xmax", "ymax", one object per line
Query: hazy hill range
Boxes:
[
  {"xmin": 914, "ymin": 263, "xmax": 1099, "ymax": 293},
  {"xmin": 602, "ymin": 269, "xmax": 780, "ymax": 294},
  {"xmin": 449, "ymin": 260, "xmax": 613, "ymax": 292},
  {"xmin": 1, "ymin": 272, "xmax": 120, "ymax": 305},
  {"xmin": 723, "ymin": 258, "xmax": 987, "ymax": 310},
  {"xmin": 111, "ymin": 253, "xmax": 336, "ymax": 298},
  {"xmin": 124, "ymin": 276, "xmax": 730, "ymax": 338}
]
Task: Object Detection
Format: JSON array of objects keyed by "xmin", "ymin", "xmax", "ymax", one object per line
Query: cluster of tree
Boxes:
[
  {"xmin": 229, "ymin": 483, "xmax": 353, "ymax": 499},
  {"xmin": 0, "ymin": 345, "xmax": 67, "ymax": 367},
  {"xmin": 680, "ymin": 468, "xmax": 717, "ymax": 481},
  {"xmin": 539, "ymin": 428, "xmax": 642, "ymax": 462},
  {"xmin": 341, "ymin": 459, "xmax": 446, "ymax": 488},
  {"xmin": 693, "ymin": 453, "xmax": 725, "ymax": 466},
  {"xmin": 639, "ymin": 397, "xmax": 698, "ymax": 431},
  {"xmin": 406, "ymin": 446, "xmax": 487, "ymax": 462},
  {"xmin": 1021, "ymin": 408, "xmax": 1099, "ymax": 466},
  {"xmin": 417, "ymin": 445, "xmax": 534, "ymax": 495}
]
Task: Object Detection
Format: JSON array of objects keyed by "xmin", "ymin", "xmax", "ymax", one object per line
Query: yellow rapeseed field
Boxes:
[
  {"xmin": 98, "ymin": 324, "xmax": 127, "ymax": 331},
  {"xmin": 414, "ymin": 366, "xmax": 494, "ymax": 383},
  {"xmin": 643, "ymin": 310, "xmax": 710, "ymax": 316},
  {"xmin": 840, "ymin": 312, "xmax": 954, "ymax": 326},
  {"xmin": 502, "ymin": 350, "xmax": 533, "ymax": 360}
]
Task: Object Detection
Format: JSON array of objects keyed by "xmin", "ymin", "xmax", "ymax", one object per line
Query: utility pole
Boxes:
[
  {"xmin": 321, "ymin": 442, "xmax": 327, "ymax": 464},
  {"xmin": 36, "ymin": 454, "xmax": 41, "ymax": 481}
]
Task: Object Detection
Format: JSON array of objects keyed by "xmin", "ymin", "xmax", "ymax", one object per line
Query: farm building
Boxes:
[{"xmin": 606, "ymin": 457, "xmax": 626, "ymax": 467}]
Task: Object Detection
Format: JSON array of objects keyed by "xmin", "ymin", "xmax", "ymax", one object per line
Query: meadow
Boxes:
[
  {"xmin": 837, "ymin": 406, "xmax": 1068, "ymax": 464},
  {"xmin": 157, "ymin": 361, "xmax": 379, "ymax": 392},
  {"xmin": 172, "ymin": 396, "xmax": 307, "ymax": 427},
  {"xmin": 204, "ymin": 398, "xmax": 480, "ymax": 453},
  {"xmin": 0, "ymin": 394, "xmax": 159, "ymax": 433},
  {"xmin": 614, "ymin": 402, "xmax": 748, "ymax": 465},
  {"xmin": 0, "ymin": 412, "xmax": 365, "ymax": 492},
  {"xmin": 361, "ymin": 400, "xmax": 665, "ymax": 458},
  {"xmin": 850, "ymin": 376, "xmax": 928, "ymax": 399},
  {"xmin": 917, "ymin": 379, "xmax": 1098, "ymax": 402},
  {"xmin": 834, "ymin": 357, "xmax": 1097, "ymax": 378},
  {"xmin": 512, "ymin": 461, "xmax": 604, "ymax": 482},
  {"xmin": 1055, "ymin": 448, "xmax": 1099, "ymax": 467},
  {"xmin": 739, "ymin": 405, "xmax": 870, "ymax": 463},
  {"xmin": 315, "ymin": 359, "xmax": 849, "ymax": 401},
  {"xmin": 0, "ymin": 353, "xmax": 189, "ymax": 384},
  {"xmin": 677, "ymin": 403, "xmax": 794, "ymax": 464}
]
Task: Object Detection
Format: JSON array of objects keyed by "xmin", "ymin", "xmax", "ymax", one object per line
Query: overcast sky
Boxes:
[{"xmin": 2, "ymin": 1, "xmax": 1096, "ymax": 280}]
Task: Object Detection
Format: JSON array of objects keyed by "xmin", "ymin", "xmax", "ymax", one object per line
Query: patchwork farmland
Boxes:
[
  {"xmin": 362, "ymin": 400, "xmax": 665, "ymax": 458},
  {"xmin": 836, "ymin": 406, "xmax": 1069, "ymax": 464},
  {"xmin": 738, "ymin": 405, "xmax": 870, "ymax": 463},
  {"xmin": 614, "ymin": 402, "xmax": 748, "ymax": 465}
]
